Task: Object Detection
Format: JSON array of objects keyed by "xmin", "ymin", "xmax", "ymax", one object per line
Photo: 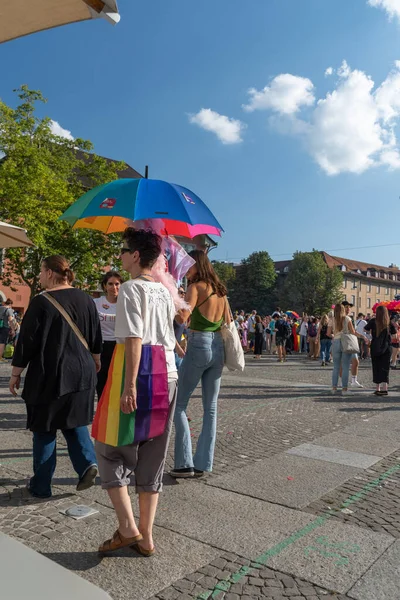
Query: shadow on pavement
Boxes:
[{"xmin": 41, "ymin": 549, "xmax": 136, "ymax": 570}]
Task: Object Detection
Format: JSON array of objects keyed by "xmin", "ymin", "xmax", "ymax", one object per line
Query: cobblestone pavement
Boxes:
[
  {"xmin": 151, "ymin": 552, "xmax": 352, "ymax": 600},
  {"xmin": 303, "ymin": 454, "xmax": 400, "ymax": 538},
  {"xmin": 1, "ymin": 356, "xmax": 400, "ymax": 599}
]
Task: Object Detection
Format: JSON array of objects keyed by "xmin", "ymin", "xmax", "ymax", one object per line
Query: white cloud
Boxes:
[
  {"xmin": 368, "ymin": 0, "xmax": 400, "ymax": 21},
  {"xmin": 49, "ymin": 120, "xmax": 74, "ymax": 141},
  {"xmin": 242, "ymin": 73, "xmax": 315, "ymax": 115},
  {"xmin": 189, "ymin": 108, "xmax": 245, "ymax": 144},
  {"xmin": 325, "ymin": 67, "xmax": 333, "ymax": 77},
  {"xmin": 248, "ymin": 60, "xmax": 400, "ymax": 175}
]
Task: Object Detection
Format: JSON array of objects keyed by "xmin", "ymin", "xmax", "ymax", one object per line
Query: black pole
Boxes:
[{"xmin": 145, "ymin": 165, "xmax": 149, "ymax": 179}]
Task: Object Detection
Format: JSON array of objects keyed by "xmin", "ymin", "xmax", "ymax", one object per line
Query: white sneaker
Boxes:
[
  {"xmin": 342, "ymin": 390, "xmax": 351, "ymax": 396},
  {"xmin": 350, "ymin": 381, "xmax": 363, "ymax": 388}
]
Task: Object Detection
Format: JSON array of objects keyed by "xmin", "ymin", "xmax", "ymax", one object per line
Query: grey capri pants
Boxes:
[{"xmin": 95, "ymin": 380, "xmax": 177, "ymax": 493}]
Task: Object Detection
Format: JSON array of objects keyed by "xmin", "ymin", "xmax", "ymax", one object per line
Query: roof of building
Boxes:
[
  {"xmin": 74, "ymin": 150, "xmax": 142, "ymax": 188},
  {"xmin": 321, "ymin": 252, "xmax": 400, "ymax": 276},
  {"xmin": 274, "ymin": 260, "xmax": 292, "ymax": 271}
]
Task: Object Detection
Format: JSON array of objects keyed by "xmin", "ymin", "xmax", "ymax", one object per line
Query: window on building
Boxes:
[
  {"xmin": 367, "ymin": 270, "xmax": 371, "ymax": 277},
  {"xmin": 343, "ymin": 294, "xmax": 347, "ymax": 302},
  {"xmin": 377, "ymin": 285, "xmax": 380, "ymax": 293},
  {"xmin": 367, "ymin": 298, "xmax": 371, "ymax": 308},
  {"xmin": 352, "ymin": 295, "xmax": 355, "ymax": 305},
  {"xmin": 358, "ymin": 297, "xmax": 362, "ymax": 307},
  {"xmin": 386, "ymin": 288, "xmax": 390, "ymax": 295},
  {"xmin": 352, "ymin": 281, "xmax": 357, "ymax": 289},
  {"xmin": 341, "ymin": 265, "xmax": 346, "ymax": 272},
  {"xmin": 367, "ymin": 284, "xmax": 371, "ymax": 292},
  {"xmin": 377, "ymin": 299, "xmax": 381, "ymax": 303},
  {"xmin": 343, "ymin": 279, "xmax": 347, "ymax": 289},
  {"xmin": 284, "ymin": 266, "xmax": 289, "ymax": 273}
]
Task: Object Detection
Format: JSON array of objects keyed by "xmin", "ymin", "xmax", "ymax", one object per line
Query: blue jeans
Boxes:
[
  {"xmin": 174, "ymin": 331, "xmax": 224, "ymax": 472},
  {"xmin": 300, "ymin": 335, "xmax": 308, "ymax": 353},
  {"xmin": 30, "ymin": 426, "xmax": 97, "ymax": 497},
  {"xmin": 332, "ymin": 339, "xmax": 352, "ymax": 389},
  {"xmin": 320, "ymin": 339, "xmax": 332, "ymax": 362}
]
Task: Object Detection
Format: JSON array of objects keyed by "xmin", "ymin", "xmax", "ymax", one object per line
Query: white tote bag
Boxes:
[{"xmin": 221, "ymin": 299, "xmax": 245, "ymax": 371}]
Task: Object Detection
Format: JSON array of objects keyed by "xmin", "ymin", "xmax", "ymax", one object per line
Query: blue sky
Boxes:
[{"xmin": 1, "ymin": 0, "xmax": 400, "ymax": 266}]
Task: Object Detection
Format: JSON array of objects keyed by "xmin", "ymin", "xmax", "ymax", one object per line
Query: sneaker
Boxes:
[
  {"xmin": 350, "ymin": 381, "xmax": 363, "ymax": 388},
  {"xmin": 169, "ymin": 468, "xmax": 194, "ymax": 479},
  {"xmin": 193, "ymin": 469, "xmax": 204, "ymax": 478},
  {"xmin": 321, "ymin": 361, "xmax": 325, "ymax": 367},
  {"xmin": 76, "ymin": 464, "xmax": 98, "ymax": 491},
  {"xmin": 331, "ymin": 388, "xmax": 338, "ymax": 394},
  {"xmin": 342, "ymin": 390, "xmax": 351, "ymax": 396}
]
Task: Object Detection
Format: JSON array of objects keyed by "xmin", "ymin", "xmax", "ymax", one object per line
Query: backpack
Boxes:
[
  {"xmin": 308, "ymin": 323, "xmax": 317, "ymax": 338},
  {"xmin": 278, "ymin": 320, "xmax": 291, "ymax": 339}
]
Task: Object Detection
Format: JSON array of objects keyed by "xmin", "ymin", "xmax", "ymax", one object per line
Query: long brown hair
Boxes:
[
  {"xmin": 42, "ymin": 255, "xmax": 74, "ymax": 284},
  {"xmin": 334, "ymin": 304, "xmax": 345, "ymax": 332},
  {"xmin": 376, "ymin": 305, "xmax": 390, "ymax": 337},
  {"xmin": 320, "ymin": 314, "xmax": 329, "ymax": 328},
  {"xmin": 188, "ymin": 250, "xmax": 227, "ymax": 297}
]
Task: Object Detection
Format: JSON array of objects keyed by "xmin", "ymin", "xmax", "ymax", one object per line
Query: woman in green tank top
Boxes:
[{"xmin": 170, "ymin": 251, "xmax": 227, "ymax": 479}]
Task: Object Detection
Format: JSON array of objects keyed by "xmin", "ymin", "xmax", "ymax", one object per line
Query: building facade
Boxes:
[{"xmin": 275, "ymin": 251, "xmax": 400, "ymax": 316}]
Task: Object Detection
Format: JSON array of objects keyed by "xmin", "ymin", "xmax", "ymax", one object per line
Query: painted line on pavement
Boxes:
[{"xmin": 197, "ymin": 463, "xmax": 400, "ymax": 599}]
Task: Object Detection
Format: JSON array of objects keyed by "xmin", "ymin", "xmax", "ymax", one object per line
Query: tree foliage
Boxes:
[
  {"xmin": 211, "ymin": 261, "xmax": 236, "ymax": 290},
  {"xmin": 283, "ymin": 250, "xmax": 343, "ymax": 315},
  {"xmin": 230, "ymin": 251, "xmax": 276, "ymax": 313},
  {"xmin": 0, "ymin": 86, "xmax": 125, "ymax": 298}
]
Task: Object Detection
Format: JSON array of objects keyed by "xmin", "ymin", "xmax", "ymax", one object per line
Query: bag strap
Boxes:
[
  {"xmin": 42, "ymin": 292, "xmax": 89, "ymax": 351},
  {"xmin": 223, "ymin": 297, "xmax": 232, "ymax": 324}
]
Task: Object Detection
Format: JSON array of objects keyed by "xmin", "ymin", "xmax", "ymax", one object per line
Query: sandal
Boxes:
[
  {"xmin": 132, "ymin": 542, "xmax": 155, "ymax": 557},
  {"xmin": 99, "ymin": 530, "xmax": 143, "ymax": 554}
]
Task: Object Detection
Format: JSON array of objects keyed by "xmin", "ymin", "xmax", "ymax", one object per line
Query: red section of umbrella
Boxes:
[{"xmin": 372, "ymin": 300, "xmax": 400, "ymax": 313}]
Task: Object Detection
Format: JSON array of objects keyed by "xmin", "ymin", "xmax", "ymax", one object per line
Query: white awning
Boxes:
[
  {"xmin": 0, "ymin": 221, "xmax": 34, "ymax": 248},
  {"xmin": 0, "ymin": 0, "xmax": 120, "ymax": 44}
]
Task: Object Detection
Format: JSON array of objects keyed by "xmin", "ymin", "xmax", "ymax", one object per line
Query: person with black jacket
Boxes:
[{"xmin": 364, "ymin": 305, "xmax": 391, "ymax": 396}]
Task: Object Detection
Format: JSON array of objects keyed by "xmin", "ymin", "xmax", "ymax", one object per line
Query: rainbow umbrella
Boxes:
[
  {"xmin": 286, "ymin": 310, "xmax": 300, "ymax": 319},
  {"xmin": 59, "ymin": 178, "xmax": 223, "ymax": 239}
]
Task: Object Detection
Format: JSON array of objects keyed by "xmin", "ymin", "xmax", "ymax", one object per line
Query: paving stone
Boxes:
[{"xmin": 249, "ymin": 577, "xmax": 265, "ymax": 586}]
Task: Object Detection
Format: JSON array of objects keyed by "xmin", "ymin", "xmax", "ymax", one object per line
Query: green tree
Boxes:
[
  {"xmin": 230, "ymin": 251, "xmax": 276, "ymax": 313},
  {"xmin": 211, "ymin": 260, "xmax": 236, "ymax": 291},
  {"xmin": 283, "ymin": 250, "xmax": 343, "ymax": 314},
  {"xmin": 0, "ymin": 86, "xmax": 125, "ymax": 299}
]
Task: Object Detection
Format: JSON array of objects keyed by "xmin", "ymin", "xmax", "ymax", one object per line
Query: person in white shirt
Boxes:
[
  {"xmin": 93, "ymin": 271, "xmax": 124, "ymax": 399},
  {"xmin": 299, "ymin": 316, "xmax": 309, "ymax": 354},
  {"xmin": 96, "ymin": 229, "xmax": 177, "ymax": 557},
  {"xmin": 355, "ymin": 312, "xmax": 368, "ymax": 360}
]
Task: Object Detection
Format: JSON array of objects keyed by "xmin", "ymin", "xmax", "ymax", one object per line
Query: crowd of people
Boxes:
[
  {"xmin": 5, "ymin": 230, "xmax": 399, "ymax": 555},
  {"xmin": 233, "ymin": 302, "xmax": 399, "ymax": 395},
  {"xmin": 7, "ymin": 230, "xmax": 229, "ymax": 556}
]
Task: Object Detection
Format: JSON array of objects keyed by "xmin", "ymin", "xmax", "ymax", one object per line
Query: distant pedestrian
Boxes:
[
  {"xmin": 254, "ymin": 315, "xmax": 264, "ymax": 359},
  {"xmin": 318, "ymin": 314, "xmax": 332, "ymax": 366},
  {"xmin": 328, "ymin": 303, "xmax": 356, "ymax": 394},
  {"xmin": 390, "ymin": 316, "xmax": 399, "ymax": 369},
  {"xmin": 308, "ymin": 317, "xmax": 319, "ymax": 360},
  {"xmin": 365, "ymin": 306, "xmax": 391, "ymax": 396},
  {"xmin": 0, "ymin": 298, "xmax": 15, "ymax": 361},
  {"xmin": 299, "ymin": 315, "xmax": 308, "ymax": 354},
  {"xmin": 275, "ymin": 314, "xmax": 290, "ymax": 363}
]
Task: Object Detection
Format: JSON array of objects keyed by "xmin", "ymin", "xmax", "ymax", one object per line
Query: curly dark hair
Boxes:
[
  {"xmin": 122, "ymin": 228, "xmax": 162, "ymax": 268},
  {"xmin": 188, "ymin": 250, "xmax": 227, "ymax": 297},
  {"xmin": 100, "ymin": 270, "xmax": 124, "ymax": 291}
]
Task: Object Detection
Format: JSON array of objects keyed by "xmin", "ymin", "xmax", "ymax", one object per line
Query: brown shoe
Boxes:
[
  {"xmin": 98, "ymin": 530, "xmax": 143, "ymax": 554},
  {"xmin": 132, "ymin": 542, "xmax": 155, "ymax": 557}
]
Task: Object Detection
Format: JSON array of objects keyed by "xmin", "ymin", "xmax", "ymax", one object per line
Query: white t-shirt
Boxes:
[
  {"xmin": 355, "ymin": 319, "xmax": 367, "ymax": 337},
  {"xmin": 333, "ymin": 315, "xmax": 351, "ymax": 340},
  {"xmin": 115, "ymin": 279, "xmax": 177, "ymax": 380},
  {"xmin": 248, "ymin": 315, "xmax": 256, "ymax": 333},
  {"xmin": 299, "ymin": 321, "xmax": 308, "ymax": 336},
  {"xmin": 93, "ymin": 296, "xmax": 117, "ymax": 341}
]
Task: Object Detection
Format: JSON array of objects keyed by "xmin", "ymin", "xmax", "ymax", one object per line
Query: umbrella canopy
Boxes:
[
  {"xmin": 0, "ymin": 0, "xmax": 120, "ymax": 44},
  {"xmin": 0, "ymin": 221, "xmax": 34, "ymax": 248},
  {"xmin": 59, "ymin": 178, "xmax": 223, "ymax": 239},
  {"xmin": 286, "ymin": 310, "xmax": 300, "ymax": 319}
]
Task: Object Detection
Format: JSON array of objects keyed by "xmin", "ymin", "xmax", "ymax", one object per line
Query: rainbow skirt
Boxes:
[{"xmin": 92, "ymin": 344, "xmax": 169, "ymax": 447}]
